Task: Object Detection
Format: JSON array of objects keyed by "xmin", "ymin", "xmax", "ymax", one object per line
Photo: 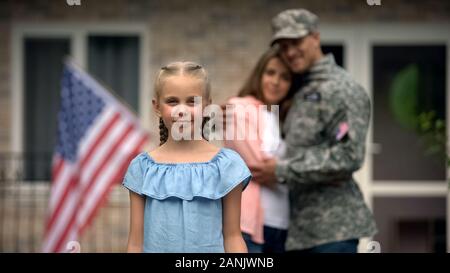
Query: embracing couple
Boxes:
[{"xmin": 224, "ymin": 9, "xmax": 377, "ymax": 253}]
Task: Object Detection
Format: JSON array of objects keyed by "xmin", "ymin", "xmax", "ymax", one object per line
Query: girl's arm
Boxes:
[
  {"xmin": 222, "ymin": 183, "xmax": 248, "ymax": 253},
  {"xmin": 127, "ymin": 191, "xmax": 145, "ymax": 253}
]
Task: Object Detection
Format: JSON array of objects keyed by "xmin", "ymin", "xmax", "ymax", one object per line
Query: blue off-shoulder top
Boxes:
[{"xmin": 122, "ymin": 147, "xmax": 251, "ymax": 253}]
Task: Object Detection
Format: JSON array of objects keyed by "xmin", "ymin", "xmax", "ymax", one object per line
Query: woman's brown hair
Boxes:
[{"xmin": 237, "ymin": 46, "xmax": 299, "ymax": 126}]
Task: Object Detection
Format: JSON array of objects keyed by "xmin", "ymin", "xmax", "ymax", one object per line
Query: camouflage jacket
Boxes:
[{"xmin": 275, "ymin": 54, "xmax": 377, "ymax": 250}]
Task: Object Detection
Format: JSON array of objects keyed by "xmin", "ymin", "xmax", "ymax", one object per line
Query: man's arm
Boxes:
[{"xmin": 276, "ymin": 84, "xmax": 371, "ymax": 185}]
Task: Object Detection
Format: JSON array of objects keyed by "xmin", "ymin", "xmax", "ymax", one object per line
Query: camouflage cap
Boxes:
[{"xmin": 270, "ymin": 9, "xmax": 319, "ymax": 46}]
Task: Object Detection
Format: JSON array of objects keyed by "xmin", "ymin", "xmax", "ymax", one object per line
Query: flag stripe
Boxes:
[
  {"xmin": 44, "ymin": 172, "xmax": 77, "ymax": 239},
  {"xmin": 79, "ymin": 111, "xmax": 121, "ymax": 169},
  {"xmin": 80, "ymin": 135, "xmax": 147, "ymax": 233},
  {"xmin": 43, "ymin": 171, "xmax": 79, "ymax": 252},
  {"xmin": 50, "ymin": 123, "xmax": 139, "ymax": 252},
  {"xmin": 79, "ymin": 123, "xmax": 134, "ymax": 201},
  {"xmin": 51, "ymin": 156, "xmax": 64, "ymax": 184},
  {"xmin": 78, "ymin": 131, "xmax": 144, "ymax": 226},
  {"xmin": 78, "ymin": 107, "xmax": 118, "ymax": 159},
  {"xmin": 79, "ymin": 118, "xmax": 130, "ymax": 187},
  {"xmin": 48, "ymin": 157, "xmax": 75, "ymax": 211}
]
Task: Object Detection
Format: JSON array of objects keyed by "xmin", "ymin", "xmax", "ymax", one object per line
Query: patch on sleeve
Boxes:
[
  {"xmin": 335, "ymin": 122, "xmax": 349, "ymax": 141},
  {"xmin": 303, "ymin": 91, "xmax": 321, "ymax": 102}
]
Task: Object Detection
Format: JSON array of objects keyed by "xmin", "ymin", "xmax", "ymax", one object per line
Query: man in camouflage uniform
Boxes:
[{"xmin": 250, "ymin": 9, "xmax": 377, "ymax": 252}]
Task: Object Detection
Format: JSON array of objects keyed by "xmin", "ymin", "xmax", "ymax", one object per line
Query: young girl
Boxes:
[
  {"xmin": 123, "ymin": 61, "xmax": 251, "ymax": 253},
  {"xmin": 224, "ymin": 47, "xmax": 297, "ymax": 253}
]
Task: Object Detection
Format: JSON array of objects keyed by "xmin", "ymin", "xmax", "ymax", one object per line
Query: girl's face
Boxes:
[
  {"xmin": 153, "ymin": 75, "xmax": 209, "ymax": 139},
  {"xmin": 261, "ymin": 57, "xmax": 292, "ymax": 105}
]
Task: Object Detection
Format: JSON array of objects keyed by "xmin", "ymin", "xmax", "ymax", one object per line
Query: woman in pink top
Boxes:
[{"xmin": 224, "ymin": 46, "xmax": 297, "ymax": 253}]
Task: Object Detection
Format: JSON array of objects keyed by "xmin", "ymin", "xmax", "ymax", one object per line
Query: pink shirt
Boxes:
[{"xmin": 224, "ymin": 96, "xmax": 268, "ymax": 244}]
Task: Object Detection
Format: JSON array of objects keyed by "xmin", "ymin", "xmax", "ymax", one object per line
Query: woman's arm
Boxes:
[
  {"xmin": 222, "ymin": 183, "xmax": 248, "ymax": 253},
  {"xmin": 223, "ymin": 98, "xmax": 266, "ymax": 165},
  {"xmin": 127, "ymin": 191, "xmax": 145, "ymax": 253}
]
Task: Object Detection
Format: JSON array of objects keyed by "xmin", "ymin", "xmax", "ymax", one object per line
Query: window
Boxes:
[
  {"xmin": 372, "ymin": 45, "xmax": 446, "ymax": 181},
  {"xmin": 88, "ymin": 36, "xmax": 140, "ymax": 112},
  {"xmin": 368, "ymin": 39, "xmax": 448, "ymax": 253},
  {"xmin": 322, "ymin": 44, "xmax": 344, "ymax": 68},
  {"xmin": 17, "ymin": 29, "xmax": 143, "ymax": 181},
  {"xmin": 23, "ymin": 38, "xmax": 70, "ymax": 180}
]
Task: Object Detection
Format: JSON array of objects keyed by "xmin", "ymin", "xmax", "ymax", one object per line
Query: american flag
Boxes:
[{"xmin": 42, "ymin": 61, "xmax": 149, "ymax": 252}]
